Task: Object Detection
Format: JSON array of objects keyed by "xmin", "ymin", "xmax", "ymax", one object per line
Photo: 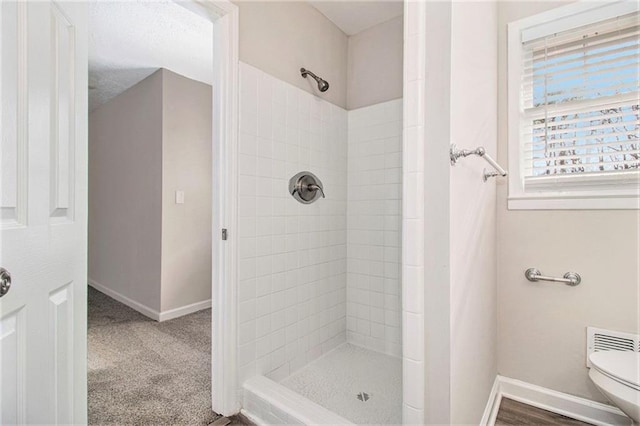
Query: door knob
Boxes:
[{"xmin": 0, "ymin": 267, "xmax": 12, "ymax": 297}]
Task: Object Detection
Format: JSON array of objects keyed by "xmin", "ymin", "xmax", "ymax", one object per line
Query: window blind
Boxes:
[{"xmin": 521, "ymin": 12, "xmax": 640, "ymax": 184}]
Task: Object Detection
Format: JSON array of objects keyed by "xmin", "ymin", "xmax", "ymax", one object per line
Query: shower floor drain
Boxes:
[{"xmin": 356, "ymin": 392, "xmax": 370, "ymax": 402}]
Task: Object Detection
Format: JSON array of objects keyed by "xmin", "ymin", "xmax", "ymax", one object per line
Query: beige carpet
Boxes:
[{"xmin": 88, "ymin": 286, "xmax": 218, "ymax": 425}]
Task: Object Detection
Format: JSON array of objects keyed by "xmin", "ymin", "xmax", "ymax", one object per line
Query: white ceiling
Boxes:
[
  {"xmin": 308, "ymin": 1, "xmax": 403, "ymax": 36},
  {"xmin": 88, "ymin": 0, "xmax": 213, "ymax": 111}
]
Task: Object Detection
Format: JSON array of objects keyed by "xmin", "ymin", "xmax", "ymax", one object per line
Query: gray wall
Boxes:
[
  {"xmin": 347, "ymin": 16, "xmax": 403, "ymax": 110},
  {"xmin": 89, "ymin": 69, "xmax": 212, "ymax": 317},
  {"xmin": 161, "ymin": 70, "xmax": 212, "ymax": 312},
  {"xmin": 235, "ymin": 1, "xmax": 348, "ymax": 109},
  {"xmin": 449, "ymin": 2, "xmax": 498, "ymax": 423},
  {"xmin": 89, "ymin": 70, "xmax": 164, "ymax": 311},
  {"xmin": 496, "ymin": 1, "xmax": 640, "ymax": 402}
]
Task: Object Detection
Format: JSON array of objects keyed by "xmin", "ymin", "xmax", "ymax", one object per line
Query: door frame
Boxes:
[
  {"xmin": 210, "ymin": 0, "xmax": 239, "ymax": 416},
  {"xmin": 205, "ymin": 0, "xmax": 239, "ymax": 417},
  {"xmin": 178, "ymin": 0, "xmax": 438, "ymax": 421},
  {"xmin": 177, "ymin": 0, "xmax": 240, "ymax": 417}
]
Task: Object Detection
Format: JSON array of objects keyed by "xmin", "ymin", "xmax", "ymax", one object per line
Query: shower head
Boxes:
[{"xmin": 300, "ymin": 68, "xmax": 329, "ymax": 92}]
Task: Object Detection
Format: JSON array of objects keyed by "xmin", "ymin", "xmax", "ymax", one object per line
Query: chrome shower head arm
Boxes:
[
  {"xmin": 300, "ymin": 67, "xmax": 329, "ymax": 92},
  {"xmin": 300, "ymin": 68, "xmax": 317, "ymax": 80}
]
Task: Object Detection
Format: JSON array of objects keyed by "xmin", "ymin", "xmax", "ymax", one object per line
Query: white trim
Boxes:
[
  {"xmin": 506, "ymin": 1, "xmax": 640, "ymax": 211},
  {"xmin": 88, "ymin": 279, "xmax": 160, "ymax": 321},
  {"xmin": 157, "ymin": 299, "xmax": 212, "ymax": 322},
  {"xmin": 525, "ymin": 171, "xmax": 640, "ymax": 192},
  {"xmin": 242, "ymin": 376, "xmax": 354, "ymax": 425},
  {"xmin": 482, "ymin": 376, "xmax": 632, "ymax": 426},
  {"xmin": 204, "ymin": 0, "xmax": 240, "ymax": 417},
  {"xmin": 507, "ymin": 13, "xmax": 526, "ymax": 208},
  {"xmin": 519, "ymin": 0, "xmax": 639, "ymax": 43},
  {"xmin": 402, "ymin": 0, "xmax": 429, "ymax": 422},
  {"xmin": 480, "ymin": 376, "xmax": 502, "ymax": 426},
  {"xmin": 173, "ymin": 0, "xmax": 239, "ymax": 415},
  {"xmin": 239, "ymin": 409, "xmax": 266, "ymax": 426},
  {"xmin": 88, "ymin": 278, "xmax": 211, "ymax": 322},
  {"xmin": 176, "ymin": 0, "xmax": 240, "ymax": 416},
  {"xmin": 509, "ymin": 195, "xmax": 640, "ymax": 210}
]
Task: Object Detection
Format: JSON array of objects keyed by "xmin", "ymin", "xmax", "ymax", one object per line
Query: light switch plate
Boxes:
[{"xmin": 175, "ymin": 190, "xmax": 185, "ymax": 204}]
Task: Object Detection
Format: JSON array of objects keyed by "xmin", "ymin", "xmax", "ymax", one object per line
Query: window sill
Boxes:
[{"xmin": 508, "ymin": 193, "xmax": 640, "ymax": 210}]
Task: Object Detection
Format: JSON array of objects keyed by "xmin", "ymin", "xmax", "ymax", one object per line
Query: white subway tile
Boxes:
[
  {"xmin": 239, "ymin": 321, "xmax": 256, "ymax": 346},
  {"xmin": 403, "ymin": 312, "xmax": 423, "ymax": 361},
  {"xmin": 237, "ymin": 62, "xmax": 358, "ymax": 389},
  {"xmin": 403, "ymin": 358, "xmax": 424, "ymax": 409},
  {"xmin": 239, "ymin": 299, "xmax": 257, "ymax": 324}
]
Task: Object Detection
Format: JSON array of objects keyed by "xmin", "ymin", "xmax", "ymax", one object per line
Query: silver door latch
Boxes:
[
  {"xmin": 221, "ymin": 228, "xmax": 228, "ymax": 240},
  {"xmin": 0, "ymin": 267, "xmax": 12, "ymax": 297}
]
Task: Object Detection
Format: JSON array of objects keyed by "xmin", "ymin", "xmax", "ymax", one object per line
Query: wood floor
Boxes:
[
  {"xmin": 495, "ymin": 398, "xmax": 593, "ymax": 425},
  {"xmin": 217, "ymin": 398, "xmax": 592, "ymax": 426}
]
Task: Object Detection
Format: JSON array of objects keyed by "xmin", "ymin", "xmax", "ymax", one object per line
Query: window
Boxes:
[{"xmin": 508, "ymin": 1, "xmax": 640, "ymax": 209}]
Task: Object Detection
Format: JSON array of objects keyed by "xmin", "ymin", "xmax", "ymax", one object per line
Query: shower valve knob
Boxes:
[
  {"xmin": 307, "ymin": 184, "xmax": 325, "ymax": 198},
  {"xmin": 289, "ymin": 172, "xmax": 325, "ymax": 204}
]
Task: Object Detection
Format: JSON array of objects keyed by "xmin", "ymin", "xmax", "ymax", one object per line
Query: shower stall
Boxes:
[
  {"xmin": 236, "ymin": 61, "xmax": 403, "ymax": 424},
  {"xmin": 229, "ymin": 3, "xmax": 407, "ymax": 423},
  {"xmin": 204, "ymin": 0, "xmax": 514, "ymax": 421}
]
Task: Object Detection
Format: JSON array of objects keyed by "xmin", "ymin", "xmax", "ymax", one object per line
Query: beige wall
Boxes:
[
  {"xmin": 449, "ymin": 2, "xmax": 498, "ymax": 423},
  {"xmin": 89, "ymin": 70, "xmax": 164, "ymax": 311},
  {"xmin": 236, "ymin": 2, "xmax": 403, "ymax": 111},
  {"xmin": 161, "ymin": 70, "xmax": 212, "ymax": 312},
  {"xmin": 235, "ymin": 1, "xmax": 348, "ymax": 109},
  {"xmin": 89, "ymin": 69, "xmax": 212, "ymax": 317},
  {"xmin": 497, "ymin": 1, "xmax": 640, "ymax": 402},
  {"xmin": 347, "ymin": 16, "xmax": 403, "ymax": 110}
]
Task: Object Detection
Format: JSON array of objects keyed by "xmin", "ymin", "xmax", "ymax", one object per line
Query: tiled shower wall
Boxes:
[
  {"xmin": 237, "ymin": 63, "xmax": 348, "ymax": 384},
  {"xmin": 346, "ymin": 100, "xmax": 403, "ymax": 357}
]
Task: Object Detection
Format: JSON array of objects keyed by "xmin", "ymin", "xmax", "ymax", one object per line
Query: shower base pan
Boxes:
[{"xmin": 242, "ymin": 344, "xmax": 402, "ymax": 425}]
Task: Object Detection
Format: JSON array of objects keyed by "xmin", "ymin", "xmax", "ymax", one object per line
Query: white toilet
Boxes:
[{"xmin": 589, "ymin": 351, "xmax": 640, "ymax": 424}]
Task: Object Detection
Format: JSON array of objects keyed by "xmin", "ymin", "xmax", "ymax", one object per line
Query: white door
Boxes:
[{"xmin": 0, "ymin": 1, "xmax": 87, "ymax": 424}]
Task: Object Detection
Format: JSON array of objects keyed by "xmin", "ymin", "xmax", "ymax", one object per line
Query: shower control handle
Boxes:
[
  {"xmin": 289, "ymin": 172, "xmax": 324, "ymax": 204},
  {"xmin": 308, "ymin": 184, "xmax": 325, "ymax": 198},
  {"xmin": 293, "ymin": 182, "xmax": 325, "ymax": 198}
]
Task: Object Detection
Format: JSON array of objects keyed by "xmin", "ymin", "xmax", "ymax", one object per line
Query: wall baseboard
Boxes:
[
  {"xmin": 482, "ymin": 375, "xmax": 632, "ymax": 426},
  {"xmin": 88, "ymin": 278, "xmax": 160, "ymax": 320},
  {"xmin": 480, "ymin": 376, "xmax": 502, "ymax": 425},
  {"xmin": 88, "ymin": 278, "xmax": 211, "ymax": 322},
  {"xmin": 158, "ymin": 299, "xmax": 212, "ymax": 322}
]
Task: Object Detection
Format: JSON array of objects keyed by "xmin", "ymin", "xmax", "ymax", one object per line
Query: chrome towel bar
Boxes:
[
  {"xmin": 525, "ymin": 268, "xmax": 582, "ymax": 286},
  {"xmin": 450, "ymin": 144, "xmax": 508, "ymax": 182}
]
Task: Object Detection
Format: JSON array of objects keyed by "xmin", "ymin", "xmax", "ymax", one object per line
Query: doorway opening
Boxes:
[{"xmin": 86, "ymin": 2, "xmax": 222, "ymax": 424}]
